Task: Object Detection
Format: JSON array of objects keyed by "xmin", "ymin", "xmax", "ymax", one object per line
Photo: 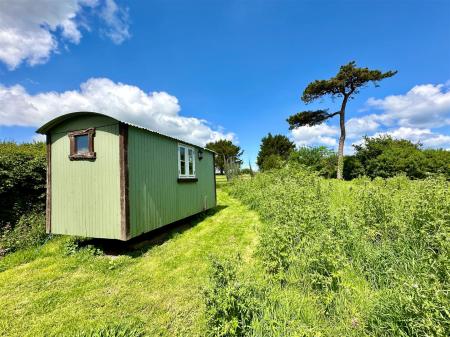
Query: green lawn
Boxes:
[
  {"xmin": 215, "ymin": 174, "xmax": 251, "ymax": 188},
  {"xmin": 215, "ymin": 174, "xmax": 227, "ymax": 187},
  {"xmin": 0, "ymin": 190, "xmax": 260, "ymax": 337}
]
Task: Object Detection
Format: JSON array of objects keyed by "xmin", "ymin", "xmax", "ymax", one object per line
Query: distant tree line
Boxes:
[
  {"xmin": 345, "ymin": 136, "xmax": 450, "ymax": 179},
  {"xmin": 256, "ymin": 134, "xmax": 450, "ymax": 180},
  {"xmin": 205, "ymin": 139, "xmax": 243, "ymax": 175}
]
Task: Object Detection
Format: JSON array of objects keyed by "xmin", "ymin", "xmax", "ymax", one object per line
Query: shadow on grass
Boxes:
[{"xmin": 77, "ymin": 205, "xmax": 228, "ymax": 258}]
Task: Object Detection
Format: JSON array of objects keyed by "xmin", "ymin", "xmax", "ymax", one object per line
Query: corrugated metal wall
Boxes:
[
  {"xmin": 50, "ymin": 115, "xmax": 122, "ymax": 239},
  {"xmin": 128, "ymin": 127, "xmax": 216, "ymax": 238}
]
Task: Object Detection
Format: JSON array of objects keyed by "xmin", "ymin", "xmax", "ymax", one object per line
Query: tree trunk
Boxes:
[{"xmin": 336, "ymin": 95, "xmax": 349, "ymax": 179}]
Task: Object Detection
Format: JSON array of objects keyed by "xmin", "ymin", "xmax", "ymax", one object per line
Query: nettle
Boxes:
[{"xmin": 222, "ymin": 166, "xmax": 450, "ymax": 336}]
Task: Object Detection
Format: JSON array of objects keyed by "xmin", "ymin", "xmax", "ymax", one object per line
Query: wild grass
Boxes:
[
  {"xmin": 0, "ymin": 190, "xmax": 260, "ymax": 337},
  {"xmin": 218, "ymin": 165, "xmax": 449, "ymax": 336}
]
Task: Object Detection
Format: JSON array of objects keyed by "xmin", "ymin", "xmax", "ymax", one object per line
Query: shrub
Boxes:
[
  {"xmin": 343, "ymin": 155, "xmax": 365, "ymax": 180},
  {"xmin": 289, "ymin": 146, "xmax": 337, "ymax": 178},
  {"xmin": 260, "ymin": 154, "xmax": 284, "ymax": 171},
  {"xmin": 423, "ymin": 149, "xmax": 450, "ymax": 177},
  {"xmin": 0, "ymin": 212, "xmax": 47, "ymax": 254},
  {"xmin": 349, "ymin": 136, "xmax": 450, "ymax": 179}
]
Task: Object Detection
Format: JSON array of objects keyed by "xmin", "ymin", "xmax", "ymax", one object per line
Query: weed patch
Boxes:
[{"xmin": 217, "ymin": 165, "xmax": 449, "ymax": 336}]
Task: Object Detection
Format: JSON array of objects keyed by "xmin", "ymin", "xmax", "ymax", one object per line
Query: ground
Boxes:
[{"xmin": 0, "ymin": 189, "xmax": 260, "ymax": 337}]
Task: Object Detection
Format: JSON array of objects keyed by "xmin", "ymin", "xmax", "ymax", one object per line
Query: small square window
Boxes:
[
  {"xmin": 75, "ymin": 135, "xmax": 89, "ymax": 154},
  {"xmin": 68, "ymin": 128, "xmax": 96, "ymax": 160}
]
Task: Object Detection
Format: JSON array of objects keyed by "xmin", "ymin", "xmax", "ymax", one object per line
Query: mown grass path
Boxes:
[{"xmin": 0, "ymin": 190, "xmax": 259, "ymax": 336}]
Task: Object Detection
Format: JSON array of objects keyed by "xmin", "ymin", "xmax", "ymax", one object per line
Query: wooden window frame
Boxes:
[
  {"xmin": 68, "ymin": 128, "xmax": 96, "ymax": 160},
  {"xmin": 178, "ymin": 143, "xmax": 197, "ymax": 181}
]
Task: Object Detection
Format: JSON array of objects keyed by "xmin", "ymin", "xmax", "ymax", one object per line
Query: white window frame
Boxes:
[{"xmin": 178, "ymin": 144, "xmax": 196, "ymax": 178}]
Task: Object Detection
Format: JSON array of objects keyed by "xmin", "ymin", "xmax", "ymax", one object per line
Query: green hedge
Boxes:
[
  {"xmin": 0, "ymin": 141, "xmax": 47, "ymax": 253},
  {"xmin": 0, "ymin": 141, "xmax": 46, "ymax": 229}
]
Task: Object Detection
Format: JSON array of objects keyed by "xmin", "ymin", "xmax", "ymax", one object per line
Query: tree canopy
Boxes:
[
  {"xmin": 256, "ymin": 133, "xmax": 295, "ymax": 171},
  {"xmin": 205, "ymin": 139, "xmax": 243, "ymax": 174},
  {"xmin": 301, "ymin": 61, "xmax": 398, "ymax": 104}
]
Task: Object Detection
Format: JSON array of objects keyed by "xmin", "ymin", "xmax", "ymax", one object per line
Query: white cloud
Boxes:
[
  {"xmin": 291, "ymin": 124, "xmax": 339, "ymax": 147},
  {"xmin": 367, "ymin": 83, "xmax": 450, "ymax": 128},
  {"xmin": 375, "ymin": 127, "xmax": 450, "ymax": 150},
  {"xmin": 291, "ymin": 118, "xmax": 450, "ymax": 152},
  {"xmin": 0, "ymin": 0, "xmax": 130, "ymax": 70},
  {"xmin": 0, "ymin": 78, "xmax": 234, "ymax": 146},
  {"xmin": 99, "ymin": 0, "xmax": 130, "ymax": 44},
  {"xmin": 291, "ymin": 116, "xmax": 380, "ymax": 148},
  {"xmin": 32, "ymin": 134, "xmax": 46, "ymax": 143},
  {"xmin": 378, "ymin": 127, "xmax": 433, "ymax": 140},
  {"xmin": 346, "ymin": 115, "xmax": 380, "ymax": 139}
]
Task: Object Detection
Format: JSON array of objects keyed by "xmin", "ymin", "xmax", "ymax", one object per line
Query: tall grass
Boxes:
[{"xmin": 205, "ymin": 165, "xmax": 449, "ymax": 336}]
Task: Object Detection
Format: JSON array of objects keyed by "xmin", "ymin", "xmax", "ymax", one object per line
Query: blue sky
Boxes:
[{"xmin": 1, "ymin": 0, "xmax": 450, "ymax": 167}]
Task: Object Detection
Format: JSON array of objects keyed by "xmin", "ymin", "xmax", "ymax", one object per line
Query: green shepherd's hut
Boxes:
[{"xmin": 37, "ymin": 112, "xmax": 217, "ymax": 241}]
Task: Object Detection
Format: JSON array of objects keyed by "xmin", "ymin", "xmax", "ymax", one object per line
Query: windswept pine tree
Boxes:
[{"xmin": 287, "ymin": 61, "xmax": 397, "ymax": 179}]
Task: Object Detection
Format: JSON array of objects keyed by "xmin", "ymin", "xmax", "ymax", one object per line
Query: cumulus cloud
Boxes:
[
  {"xmin": 374, "ymin": 127, "xmax": 450, "ymax": 150},
  {"xmin": 0, "ymin": 78, "xmax": 234, "ymax": 146},
  {"xmin": 291, "ymin": 116, "xmax": 380, "ymax": 147},
  {"xmin": 291, "ymin": 124, "xmax": 339, "ymax": 147},
  {"xmin": 0, "ymin": 0, "xmax": 130, "ymax": 70},
  {"xmin": 346, "ymin": 115, "xmax": 380, "ymax": 138},
  {"xmin": 367, "ymin": 83, "xmax": 450, "ymax": 128},
  {"xmin": 292, "ymin": 122, "xmax": 450, "ymax": 152}
]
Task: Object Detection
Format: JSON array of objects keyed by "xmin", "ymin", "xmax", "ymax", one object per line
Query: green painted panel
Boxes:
[
  {"xmin": 128, "ymin": 127, "xmax": 216, "ymax": 238},
  {"xmin": 50, "ymin": 116, "xmax": 121, "ymax": 239}
]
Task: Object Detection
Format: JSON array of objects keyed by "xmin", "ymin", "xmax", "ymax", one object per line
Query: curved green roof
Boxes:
[
  {"xmin": 36, "ymin": 111, "xmax": 108, "ymax": 134},
  {"xmin": 36, "ymin": 111, "xmax": 215, "ymax": 153}
]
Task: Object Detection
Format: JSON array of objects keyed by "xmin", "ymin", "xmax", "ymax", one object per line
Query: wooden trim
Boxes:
[
  {"xmin": 68, "ymin": 128, "xmax": 96, "ymax": 160},
  {"xmin": 69, "ymin": 135, "xmax": 76, "ymax": 156},
  {"xmin": 177, "ymin": 177, "xmax": 198, "ymax": 183},
  {"xmin": 69, "ymin": 153, "xmax": 96, "ymax": 160},
  {"xmin": 68, "ymin": 128, "xmax": 95, "ymax": 137},
  {"xmin": 119, "ymin": 122, "xmax": 130, "ymax": 240},
  {"xmin": 46, "ymin": 134, "xmax": 52, "ymax": 233},
  {"xmin": 213, "ymin": 154, "xmax": 217, "ymax": 206}
]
